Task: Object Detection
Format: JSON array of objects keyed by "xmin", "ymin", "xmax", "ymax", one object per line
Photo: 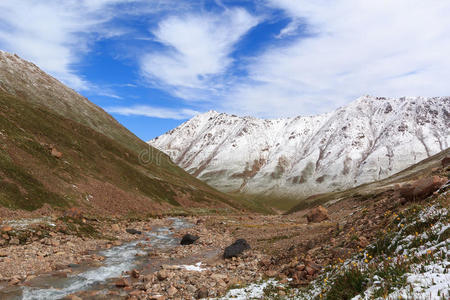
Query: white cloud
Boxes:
[
  {"xmin": 2, "ymin": 0, "xmax": 448, "ymax": 120},
  {"xmin": 0, "ymin": 0, "xmax": 118, "ymax": 90},
  {"xmin": 0, "ymin": 0, "xmax": 152, "ymax": 90},
  {"xmin": 223, "ymin": 0, "xmax": 450, "ymax": 117},
  {"xmin": 140, "ymin": 8, "xmax": 259, "ymax": 100},
  {"xmin": 106, "ymin": 105, "xmax": 198, "ymax": 120}
]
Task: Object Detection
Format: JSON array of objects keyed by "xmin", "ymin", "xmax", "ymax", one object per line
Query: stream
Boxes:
[{"xmin": 0, "ymin": 218, "xmax": 192, "ymax": 300}]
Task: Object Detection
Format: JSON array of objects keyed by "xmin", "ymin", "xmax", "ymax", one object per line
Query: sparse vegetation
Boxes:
[{"xmin": 0, "ymin": 91, "xmax": 243, "ymax": 212}]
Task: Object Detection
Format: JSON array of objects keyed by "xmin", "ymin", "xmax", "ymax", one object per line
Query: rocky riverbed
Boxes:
[
  {"xmin": 0, "ymin": 213, "xmax": 271, "ymax": 299},
  {"xmin": 1, "ymin": 171, "xmax": 447, "ymax": 299}
]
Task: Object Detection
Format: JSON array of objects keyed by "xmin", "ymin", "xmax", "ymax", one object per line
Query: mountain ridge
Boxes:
[
  {"xmin": 0, "ymin": 50, "xmax": 146, "ymax": 154},
  {"xmin": 150, "ymin": 95, "xmax": 449, "ymax": 198},
  {"xmin": 0, "ymin": 50, "xmax": 244, "ymax": 214}
]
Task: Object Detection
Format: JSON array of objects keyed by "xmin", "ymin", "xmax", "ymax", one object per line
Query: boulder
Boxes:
[
  {"xmin": 0, "ymin": 226, "xmax": 13, "ymax": 233},
  {"xmin": 180, "ymin": 234, "xmax": 199, "ymax": 245},
  {"xmin": 64, "ymin": 207, "xmax": 83, "ymax": 219},
  {"xmin": 167, "ymin": 286, "xmax": 177, "ymax": 297},
  {"xmin": 196, "ymin": 287, "xmax": 209, "ymax": 299},
  {"xmin": 442, "ymin": 156, "xmax": 450, "ymax": 167},
  {"xmin": 306, "ymin": 206, "xmax": 329, "ymax": 223},
  {"xmin": 157, "ymin": 270, "xmax": 168, "ymax": 281},
  {"xmin": 131, "ymin": 269, "xmax": 140, "ymax": 278},
  {"xmin": 358, "ymin": 236, "xmax": 369, "ymax": 248},
  {"xmin": 115, "ymin": 278, "xmax": 130, "ymax": 288},
  {"xmin": 126, "ymin": 229, "xmax": 142, "ymax": 235},
  {"xmin": 9, "ymin": 238, "xmax": 20, "ymax": 245},
  {"xmin": 399, "ymin": 176, "xmax": 447, "ymax": 202},
  {"xmin": 8, "ymin": 276, "xmax": 21, "ymax": 285},
  {"xmin": 51, "ymin": 147, "xmax": 63, "ymax": 158},
  {"xmin": 265, "ymin": 270, "xmax": 278, "ymax": 277},
  {"xmin": 223, "ymin": 239, "xmax": 250, "ymax": 259},
  {"xmin": 149, "ymin": 296, "xmax": 166, "ymax": 300}
]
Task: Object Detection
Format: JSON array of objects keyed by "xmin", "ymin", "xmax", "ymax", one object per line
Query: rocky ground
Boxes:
[
  {"xmin": 0, "ymin": 211, "xmax": 271, "ymax": 299},
  {"xmin": 0, "ymin": 213, "xmax": 172, "ymax": 281},
  {"xmin": 0, "ymin": 161, "xmax": 448, "ymax": 299}
]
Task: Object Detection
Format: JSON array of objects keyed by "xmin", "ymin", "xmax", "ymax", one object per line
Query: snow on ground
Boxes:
[
  {"xmin": 221, "ymin": 193, "xmax": 449, "ymax": 299},
  {"xmin": 2, "ymin": 217, "xmax": 55, "ymax": 229},
  {"xmin": 179, "ymin": 262, "xmax": 205, "ymax": 272},
  {"xmin": 391, "ymin": 264, "xmax": 450, "ymax": 299},
  {"xmin": 218, "ymin": 279, "xmax": 279, "ymax": 299}
]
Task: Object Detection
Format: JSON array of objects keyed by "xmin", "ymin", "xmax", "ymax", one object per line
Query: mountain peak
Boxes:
[{"xmin": 150, "ymin": 96, "xmax": 449, "ymax": 197}]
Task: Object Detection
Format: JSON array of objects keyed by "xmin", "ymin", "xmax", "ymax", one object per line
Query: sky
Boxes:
[{"xmin": 0, "ymin": 0, "xmax": 449, "ymax": 140}]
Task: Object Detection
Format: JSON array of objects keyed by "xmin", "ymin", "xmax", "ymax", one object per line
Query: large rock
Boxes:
[
  {"xmin": 223, "ymin": 239, "xmax": 250, "ymax": 259},
  {"xmin": 306, "ymin": 206, "xmax": 329, "ymax": 223},
  {"xmin": 126, "ymin": 228, "xmax": 142, "ymax": 235},
  {"xmin": 180, "ymin": 234, "xmax": 199, "ymax": 245},
  {"xmin": 114, "ymin": 278, "xmax": 130, "ymax": 288},
  {"xmin": 196, "ymin": 287, "xmax": 209, "ymax": 299},
  {"xmin": 51, "ymin": 147, "xmax": 63, "ymax": 158},
  {"xmin": 9, "ymin": 238, "xmax": 20, "ymax": 245},
  {"xmin": 442, "ymin": 156, "xmax": 450, "ymax": 167},
  {"xmin": 0, "ymin": 226, "xmax": 13, "ymax": 233},
  {"xmin": 157, "ymin": 270, "xmax": 168, "ymax": 281},
  {"xmin": 167, "ymin": 286, "xmax": 177, "ymax": 297},
  {"xmin": 64, "ymin": 207, "xmax": 83, "ymax": 219},
  {"xmin": 399, "ymin": 176, "xmax": 447, "ymax": 202}
]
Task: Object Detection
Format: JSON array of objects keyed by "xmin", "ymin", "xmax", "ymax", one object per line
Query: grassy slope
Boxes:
[
  {"xmin": 0, "ymin": 91, "xmax": 244, "ymax": 213},
  {"xmin": 0, "ymin": 52, "xmax": 147, "ymax": 155},
  {"xmin": 288, "ymin": 148, "xmax": 450, "ymax": 214}
]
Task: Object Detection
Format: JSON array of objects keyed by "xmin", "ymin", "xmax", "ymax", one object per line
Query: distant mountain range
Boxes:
[
  {"xmin": 0, "ymin": 50, "xmax": 241, "ymax": 214},
  {"xmin": 150, "ymin": 96, "xmax": 449, "ymax": 197}
]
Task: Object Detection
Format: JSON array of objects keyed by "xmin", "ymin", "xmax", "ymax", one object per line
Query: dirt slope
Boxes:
[{"xmin": 0, "ymin": 91, "xmax": 242, "ymax": 215}]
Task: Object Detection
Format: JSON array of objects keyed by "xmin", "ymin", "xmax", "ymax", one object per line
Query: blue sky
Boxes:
[{"xmin": 0, "ymin": 0, "xmax": 449, "ymax": 140}]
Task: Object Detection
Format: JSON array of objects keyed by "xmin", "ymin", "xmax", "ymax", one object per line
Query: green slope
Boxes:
[{"xmin": 0, "ymin": 91, "xmax": 242, "ymax": 214}]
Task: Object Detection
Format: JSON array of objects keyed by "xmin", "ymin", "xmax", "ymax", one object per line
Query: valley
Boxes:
[
  {"xmin": 0, "ymin": 148, "xmax": 448, "ymax": 299},
  {"xmin": 0, "ymin": 50, "xmax": 448, "ymax": 300}
]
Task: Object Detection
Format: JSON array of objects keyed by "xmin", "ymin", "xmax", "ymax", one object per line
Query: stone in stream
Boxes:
[
  {"xmin": 180, "ymin": 234, "xmax": 199, "ymax": 245},
  {"xmin": 8, "ymin": 276, "xmax": 21, "ymax": 285},
  {"xmin": 115, "ymin": 277, "xmax": 130, "ymax": 288},
  {"xmin": 126, "ymin": 228, "xmax": 142, "ymax": 235},
  {"xmin": 223, "ymin": 239, "xmax": 250, "ymax": 259},
  {"xmin": 131, "ymin": 269, "xmax": 140, "ymax": 278}
]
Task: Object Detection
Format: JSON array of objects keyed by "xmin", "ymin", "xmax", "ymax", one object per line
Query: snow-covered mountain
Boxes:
[{"xmin": 149, "ymin": 96, "xmax": 449, "ymax": 197}]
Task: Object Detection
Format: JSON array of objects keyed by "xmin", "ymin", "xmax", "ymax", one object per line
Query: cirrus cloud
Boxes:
[{"xmin": 106, "ymin": 105, "xmax": 199, "ymax": 120}]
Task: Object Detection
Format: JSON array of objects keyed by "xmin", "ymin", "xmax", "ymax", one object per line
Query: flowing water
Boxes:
[{"xmin": 0, "ymin": 218, "xmax": 192, "ymax": 300}]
